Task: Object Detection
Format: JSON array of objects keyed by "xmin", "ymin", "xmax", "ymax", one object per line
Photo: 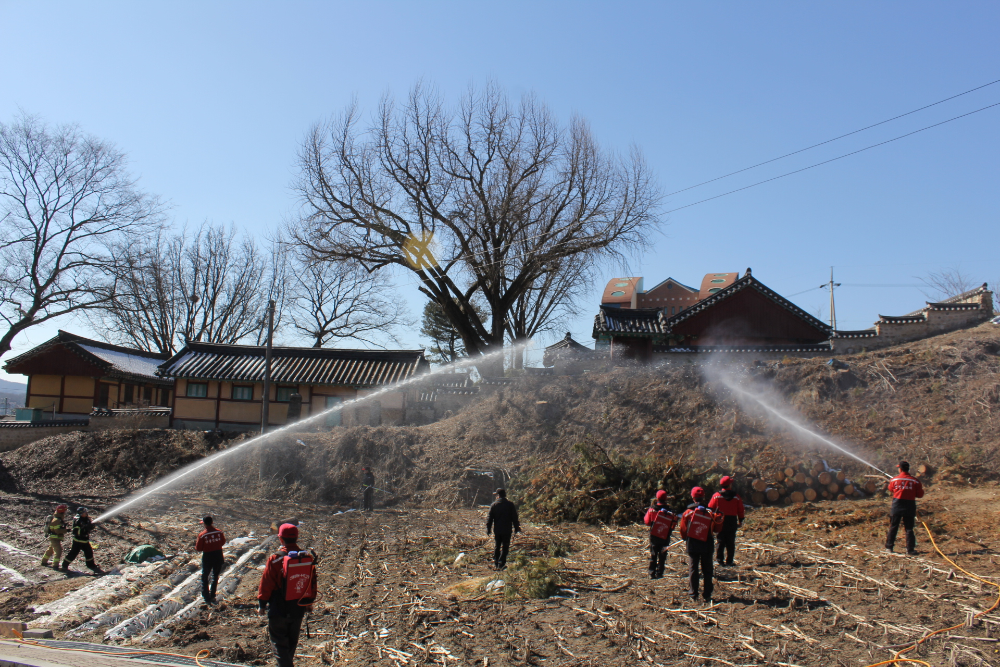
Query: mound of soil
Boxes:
[{"xmin": 0, "ymin": 429, "xmax": 241, "ymax": 496}]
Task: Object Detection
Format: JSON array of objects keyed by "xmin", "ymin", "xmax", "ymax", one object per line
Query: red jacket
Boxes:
[
  {"xmin": 257, "ymin": 544, "xmax": 318, "ymax": 616},
  {"xmin": 708, "ymin": 490, "xmax": 745, "ymax": 519},
  {"xmin": 195, "ymin": 527, "xmax": 226, "ymax": 552},
  {"xmin": 887, "ymin": 471, "xmax": 924, "ymax": 501}
]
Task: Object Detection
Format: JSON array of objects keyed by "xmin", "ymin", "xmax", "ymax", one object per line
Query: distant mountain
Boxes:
[{"xmin": 0, "ymin": 378, "xmax": 26, "ymax": 394}]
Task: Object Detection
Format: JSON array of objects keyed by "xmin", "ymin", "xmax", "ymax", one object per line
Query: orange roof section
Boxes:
[
  {"xmin": 601, "ymin": 277, "xmax": 643, "ymax": 307},
  {"xmin": 699, "ymin": 272, "xmax": 738, "ymax": 300}
]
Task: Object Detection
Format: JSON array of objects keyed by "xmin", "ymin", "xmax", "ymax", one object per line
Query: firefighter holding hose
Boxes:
[
  {"xmin": 61, "ymin": 507, "xmax": 102, "ymax": 574},
  {"xmin": 885, "ymin": 461, "xmax": 924, "ymax": 556},
  {"xmin": 258, "ymin": 523, "xmax": 318, "ymax": 667},
  {"xmin": 708, "ymin": 476, "xmax": 745, "ymax": 567}
]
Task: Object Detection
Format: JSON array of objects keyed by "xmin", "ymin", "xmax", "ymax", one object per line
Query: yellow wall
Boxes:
[
  {"xmin": 28, "ymin": 396, "xmax": 58, "ymax": 410},
  {"xmin": 63, "ymin": 397, "xmax": 94, "ymax": 414},
  {"xmin": 219, "ymin": 401, "xmax": 260, "ymax": 423},
  {"xmin": 64, "ymin": 376, "xmax": 94, "ymax": 396},
  {"xmin": 174, "ymin": 396, "xmax": 216, "ymax": 420},
  {"xmin": 31, "ymin": 375, "xmax": 61, "ymax": 395}
]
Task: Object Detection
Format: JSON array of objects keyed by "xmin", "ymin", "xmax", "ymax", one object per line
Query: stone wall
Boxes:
[
  {"xmin": 832, "ymin": 285, "xmax": 993, "ymax": 354},
  {"xmin": 0, "ymin": 422, "xmax": 89, "ymax": 452}
]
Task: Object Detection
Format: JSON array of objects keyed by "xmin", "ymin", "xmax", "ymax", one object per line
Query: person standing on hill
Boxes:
[
  {"xmin": 679, "ymin": 487, "xmax": 723, "ymax": 603},
  {"xmin": 40, "ymin": 504, "xmax": 68, "ymax": 568},
  {"xmin": 708, "ymin": 476, "xmax": 745, "ymax": 567},
  {"xmin": 258, "ymin": 523, "xmax": 318, "ymax": 667},
  {"xmin": 486, "ymin": 488, "xmax": 521, "ymax": 570},
  {"xmin": 62, "ymin": 507, "xmax": 102, "ymax": 574},
  {"xmin": 885, "ymin": 461, "xmax": 924, "ymax": 556},
  {"xmin": 361, "ymin": 467, "xmax": 376, "ymax": 512},
  {"xmin": 196, "ymin": 516, "xmax": 227, "ymax": 604},
  {"xmin": 643, "ymin": 490, "xmax": 678, "ymax": 579}
]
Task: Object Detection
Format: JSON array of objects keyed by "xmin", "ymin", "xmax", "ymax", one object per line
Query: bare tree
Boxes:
[
  {"xmin": 918, "ymin": 267, "xmax": 978, "ymax": 302},
  {"xmin": 294, "ymin": 82, "xmax": 659, "ymax": 368},
  {"xmin": 91, "ymin": 222, "xmax": 284, "ymax": 354},
  {"xmin": 0, "ymin": 114, "xmax": 162, "ymax": 361},
  {"xmin": 287, "ymin": 254, "xmax": 408, "ymax": 348}
]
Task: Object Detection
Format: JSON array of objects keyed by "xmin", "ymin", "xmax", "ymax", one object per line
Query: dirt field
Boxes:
[
  {"xmin": 1, "ymin": 324, "xmax": 999, "ymax": 665},
  {"xmin": 2, "ymin": 483, "xmax": 1000, "ymax": 667}
]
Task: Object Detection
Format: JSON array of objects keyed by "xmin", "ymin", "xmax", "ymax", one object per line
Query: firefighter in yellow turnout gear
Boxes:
[{"xmin": 40, "ymin": 504, "xmax": 69, "ymax": 568}]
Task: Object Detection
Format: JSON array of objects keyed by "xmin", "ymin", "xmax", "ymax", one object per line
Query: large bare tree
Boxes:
[
  {"xmin": 287, "ymin": 254, "xmax": 409, "ymax": 348},
  {"xmin": 91, "ymin": 223, "xmax": 284, "ymax": 354},
  {"xmin": 0, "ymin": 115, "xmax": 162, "ymax": 361},
  {"xmin": 294, "ymin": 83, "xmax": 659, "ymax": 365},
  {"xmin": 918, "ymin": 267, "xmax": 978, "ymax": 301}
]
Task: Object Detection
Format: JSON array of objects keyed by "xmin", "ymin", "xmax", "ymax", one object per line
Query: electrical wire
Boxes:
[
  {"xmin": 663, "ymin": 77, "xmax": 1000, "ymax": 198},
  {"xmin": 662, "ymin": 100, "xmax": 1000, "ymax": 216}
]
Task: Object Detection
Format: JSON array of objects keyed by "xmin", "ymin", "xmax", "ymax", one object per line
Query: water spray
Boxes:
[
  {"xmin": 715, "ymin": 374, "xmax": 893, "ymax": 479},
  {"xmin": 95, "ymin": 342, "xmax": 530, "ymax": 522}
]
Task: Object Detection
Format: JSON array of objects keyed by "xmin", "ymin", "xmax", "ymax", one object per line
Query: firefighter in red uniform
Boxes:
[
  {"xmin": 678, "ymin": 487, "xmax": 723, "ymax": 603},
  {"xmin": 195, "ymin": 516, "xmax": 226, "ymax": 604},
  {"xmin": 643, "ymin": 490, "xmax": 678, "ymax": 579},
  {"xmin": 257, "ymin": 523, "xmax": 318, "ymax": 667},
  {"xmin": 885, "ymin": 461, "xmax": 924, "ymax": 555},
  {"xmin": 708, "ymin": 476, "xmax": 745, "ymax": 567}
]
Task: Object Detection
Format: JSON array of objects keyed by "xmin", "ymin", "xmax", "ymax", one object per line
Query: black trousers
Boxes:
[
  {"xmin": 202, "ymin": 551, "xmax": 224, "ymax": 601},
  {"xmin": 886, "ymin": 512, "xmax": 916, "ymax": 552},
  {"xmin": 493, "ymin": 533, "xmax": 511, "ymax": 568},
  {"xmin": 648, "ymin": 538, "xmax": 669, "ymax": 577},
  {"xmin": 267, "ymin": 614, "xmax": 304, "ymax": 667},
  {"xmin": 688, "ymin": 551, "xmax": 714, "ymax": 600},
  {"xmin": 363, "ymin": 487, "xmax": 374, "ymax": 511},
  {"xmin": 64, "ymin": 540, "xmax": 95, "ymax": 566},
  {"xmin": 716, "ymin": 525, "xmax": 737, "ymax": 565}
]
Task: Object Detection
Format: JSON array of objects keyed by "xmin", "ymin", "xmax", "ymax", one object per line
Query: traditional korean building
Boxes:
[
  {"xmin": 158, "ymin": 342, "xmax": 429, "ymax": 431},
  {"xmin": 593, "ymin": 269, "xmax": 834, "ymax": 361},
  {"xmin": 2, "ymin": 331, "xmax": 173, "ymax": 416}
]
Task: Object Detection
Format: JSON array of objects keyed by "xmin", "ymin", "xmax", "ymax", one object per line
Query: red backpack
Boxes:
[
  {"xmin": 649, "ymin": 509, "xmax": 678, "ymax": 540},
  {"xmin": 281, "ymin": 550, "xmax": 316, "ymax": 603},
  {"xmin": 685, "ymin": 507, "xmax": 719, "ymax": 542}
]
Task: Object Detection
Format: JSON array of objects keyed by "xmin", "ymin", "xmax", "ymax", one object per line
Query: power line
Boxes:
[
  {"xmin": 662, "ymin": 100, "xmax": 1000, "ymax": 215},
  {"xmin": 663, "ymin": 77, "xmax": 1000, "ymax": 198}
]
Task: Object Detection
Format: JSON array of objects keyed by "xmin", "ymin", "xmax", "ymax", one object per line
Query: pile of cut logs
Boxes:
[{"xmin": 750, "ymin": 460, "xmax": 882, "ymax": 505}]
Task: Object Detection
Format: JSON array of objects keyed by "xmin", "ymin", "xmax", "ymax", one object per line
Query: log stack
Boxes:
[{"xmin": 748, "ymin": 460, "xmax": 892, "ymax": 505}]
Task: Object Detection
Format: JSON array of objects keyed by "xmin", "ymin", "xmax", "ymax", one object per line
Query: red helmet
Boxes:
[
  {"xmin": 55, "ymin": 504, "xmax": 68, "ymax": 513},
  {"xmin": 655, "ymin": 490, "xmax": 667, "ymax": 502},
  {"xmin": 691, "ymin": 486, "xmax": 705, "ymax": 500},
  {"xmin": 278, "ymin": 523, "xmax": 299, "ymax": 541},
  {"xmin": 720, "ymin": 476, "xmax": 732, "ymax": 489}
]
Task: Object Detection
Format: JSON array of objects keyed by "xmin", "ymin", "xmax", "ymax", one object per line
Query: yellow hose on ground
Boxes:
[{"xmin": 863, "ymin": 520, "xmax": 1000, "ymax": 667}]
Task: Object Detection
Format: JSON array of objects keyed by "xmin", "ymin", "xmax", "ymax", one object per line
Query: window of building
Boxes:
[
  {"xmin": 186, "ymin": 382, "xmax": 208, "ymax": 398},
  {"xmin": 709, "ymin": 288, "xmax": 722, "ymax": 294},
  {"xmin": 275, "ymin": 386, "xmax": 296, "ymax": 402},
  {"xmin": 610, "ymin": 290, "xmax": 626, "ymax": 297},
  {"xmin": 232, "ymin": 385, "xmax": 253, "ymax": 401},
  {"xmin": 614, "ymin": 282, "xmax": 630, "ymax": 287},
  {"xmin": 671, "ymin": 307, "xmax": 676, "ymax": 314},
  {"xmin": 711, "ymin": 279, "xmax": 726, "ymax": 283}
]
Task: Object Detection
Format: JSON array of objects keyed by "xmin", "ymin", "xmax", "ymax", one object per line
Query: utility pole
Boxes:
[
  {"xmin": 820, "ymin": 267, "xmax": 841, "ymax": 330},
  {"xmin": 260, "ymin": 299, "xmax": 276, "ymax": 433}
]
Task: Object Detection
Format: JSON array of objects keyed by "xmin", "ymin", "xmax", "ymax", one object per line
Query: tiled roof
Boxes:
[
  {"xmin": 2, "ymin": 331, "xmax": 170, "ymax": 384},
  {"xmin": 544, "ymin": 333, "xmax": 595, "ymax": 353},
  {"xmin": 659, "ymin": 271, "xmax": 832, "ymax": 333},
  {"xmin": 832, "ymin": 329, "xmax": 879, "ymax": 339},
  {"xmin": 594, "ymin": 307, "xmax": 668, "ymax": 335},
  {"xmin": 158, "ymin": 342, "xmax": 428, "ymax": 387},
  {"xmin": 654, "ymin": 343, "xmax": 833, "ymax": 354}
]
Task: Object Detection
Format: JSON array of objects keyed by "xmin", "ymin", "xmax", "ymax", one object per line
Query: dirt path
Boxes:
[{"xmin": 1, "ymin": 486, "xmax": 999, "ymax": 666}]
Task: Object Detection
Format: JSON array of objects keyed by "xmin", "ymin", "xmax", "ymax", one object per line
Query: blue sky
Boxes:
[{"xmin": 1, "ymin": 2, "xmax": 998, "ymax": 381}]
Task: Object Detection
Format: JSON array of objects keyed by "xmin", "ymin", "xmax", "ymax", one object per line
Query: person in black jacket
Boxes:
[
  {"xmin": 486, "ymin": 488, "xmax": 521, "ymax": 570},
  {"xmin": 62, "ymin": 507, "xmax": 102, "ymax": 574},
  {"xmin": 361, "ymin": 467, "xmax": 376, "ymax": 512}
]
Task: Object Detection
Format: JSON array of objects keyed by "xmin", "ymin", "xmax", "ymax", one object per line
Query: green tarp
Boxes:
[{"xmin": 123, "ymin": 544, "xmax": 165, "ymax": 563}]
